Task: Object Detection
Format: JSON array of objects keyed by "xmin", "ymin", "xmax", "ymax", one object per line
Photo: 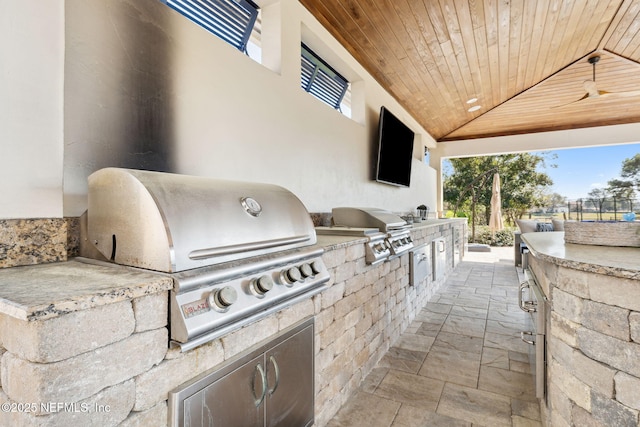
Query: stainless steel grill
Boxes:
[
  {"xmin": 83, "ymin": 168, "xmax": 329, "ymax": 351},
  {"xmin": 330, "ymin": 207, "xmax": 414, "ymax": 257}
]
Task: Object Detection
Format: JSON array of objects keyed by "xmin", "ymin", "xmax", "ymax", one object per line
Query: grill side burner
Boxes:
[
  {"xmin": 84, "ymin": 168, "xmax": 329, "ymax": 351},
  {"xmin": 316, "ymin": 226, "xmax": 390, "ymax": 265}
]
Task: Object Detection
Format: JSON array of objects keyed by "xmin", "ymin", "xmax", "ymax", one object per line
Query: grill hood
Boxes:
[
  {"xmin": 331, "ymin": 207, "xmax": 408, "ymax": 231},
  {"xmin": 87, "ymin": 168, "xmax": 317, "ymax": 273}
]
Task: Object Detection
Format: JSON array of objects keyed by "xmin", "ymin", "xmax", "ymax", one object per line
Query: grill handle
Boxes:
[{"xmin": 189, "ymin": 235, "xmax": 311, "ymax": 260}]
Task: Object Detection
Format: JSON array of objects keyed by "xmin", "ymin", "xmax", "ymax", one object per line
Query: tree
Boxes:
[
  {"xmin": 549, "ymin": 193, "xmax": 567, "ymax": 213},
  {"xmin": 607, "ymin": 179, "xmax": 635, "ymax": 212},
  {"xmin": 586, "ymin": 188, "xmax": 608, "ymax": 220},
  {"xmin": 621, "ymin": 153, "xmax": 640, "ymax": 190},
  {"xmin": 443, "ymin": 153, "xmax": 554, "ymax": 241},
  {"xmin": 607, "ymin": 153, "xmax": 640, "ymax": 214}
]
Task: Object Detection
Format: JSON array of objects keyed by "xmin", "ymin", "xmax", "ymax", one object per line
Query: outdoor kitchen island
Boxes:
[
  {"xmin": 521, "ymin": 231, "xmax": 640, "ymax": 427},
  {"xmin": 0, "ymin": 218, "xmax": 465, "ymax": 426}
]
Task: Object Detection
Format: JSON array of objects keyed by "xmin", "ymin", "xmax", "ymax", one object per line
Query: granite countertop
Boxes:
[
  {"xmin": 315, "ymin": 218, "xmax": 464, "ymax": 250},
  {"xmin": 412, "ymin": 218, "xmax": 467, "ymax": 226},
  {"xmin": 522, "ymin": 231, "xmax": 640, "ymax": 280},
  {"xmin": 316, "ymin": 218, "xmax": 467, "ymax": 250},
  {"xmin": 316, "ymin": 235, "xmax": 369, "ymax": 251},
  {"xmin": 0, "ymin": 258, "xmax": 173, "ymax": 321}
]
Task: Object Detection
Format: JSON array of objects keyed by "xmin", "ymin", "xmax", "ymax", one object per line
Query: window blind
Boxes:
[
  {"xmin": 301, "ymin": 44, "xmax": 349, "ymax": 110},
  {"xmin": 162, "ymin": 0, "xmax": 259, "ymax": 52}
]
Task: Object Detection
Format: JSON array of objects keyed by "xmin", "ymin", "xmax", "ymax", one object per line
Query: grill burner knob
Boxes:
[
  {"xmin": 209, "ymin": 287, "xmax": 238, "ymax": 310},
  {"xmin": 284, "ymin": 267, "xmax": 302, "ymax": 284},
  {"xmin": 310, "ymin": 261, "xmax": 322, "ymax": 275},
  {"xmin": 299, "ymin": 263, "xmax": 314, "ymax": 278},
  {"xmin": 252, "ymin": 275, "xmax": 274, "ymax": 295}
]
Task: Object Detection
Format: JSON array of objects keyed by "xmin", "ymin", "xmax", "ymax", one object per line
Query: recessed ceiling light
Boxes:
[
  {"xmin": 468, "ymin": 105, "xmax": 481, "ymax": 112},
  {"xmin": 466, "ymin": 98, "xmax": 478, "ymax": 104}
]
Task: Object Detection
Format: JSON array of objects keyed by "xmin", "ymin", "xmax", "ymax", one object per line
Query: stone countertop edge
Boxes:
[
  {"xmin": 521, "ymin": 231, "xmax": 640, "ymax": 281},
  {"xmin": 316, "ymin": 235, "xmax": 369, "ymax": 250},
  {"xmin": 0, "ymin": 259, "xmax": 173, "ymax": 322}
]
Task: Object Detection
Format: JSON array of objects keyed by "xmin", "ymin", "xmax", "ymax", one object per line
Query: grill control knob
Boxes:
[
  {"xmin": 209, "ymin": 287, "xmax": 238, "ymax": 310},
  {"xmin": 252, "ymin": 275, "xmax": 274, "ymax": 296},
  {"xmin": 310, "ymin": 261, "xmax": 322, "ymax": 275},
  {"xmin": 284, "ymin": 267, "xmax": 302, "ymax": 284},
  {"xmin": 299, "ymin": 263, "xmax": 314, "ymax": 278}
]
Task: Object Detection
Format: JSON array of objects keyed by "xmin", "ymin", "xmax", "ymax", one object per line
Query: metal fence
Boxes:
[{"xmin": 566, "ymin": 197, "xmax": 639, "ymax": 221}]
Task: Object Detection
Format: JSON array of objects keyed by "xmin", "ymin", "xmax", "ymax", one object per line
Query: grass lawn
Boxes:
[{"xmin": 529, "ymin": 212, "xmax": 635, "ymax": 221}]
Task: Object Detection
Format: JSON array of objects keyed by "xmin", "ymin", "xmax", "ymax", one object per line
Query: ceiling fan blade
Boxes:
[
  {"xmin": 552, "ymin": 55, "xmax": 640, "ymax": 108},
  {"xmin": 551, "ymin": 92, "xmax": 589, "ymax": 109},
  {"xmin": 600, "ymin": 89, "xmax": 640, "ymax": 98}
]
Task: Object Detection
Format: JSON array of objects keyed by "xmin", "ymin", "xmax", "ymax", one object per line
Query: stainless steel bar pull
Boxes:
[
  {"xmin": 518, "ymin": 281, "xmax": 536, "ymax": 313},
  {"xmin": 267, "ymin": 355, "xmax": 280, "ymax": 396},
  {"xmin": 521, "ymin": 331, "xmax": 536, "ymax": 345},
  {"xmin": 252, "ymin": 363, "xmax": 267, "ymax": 407}
]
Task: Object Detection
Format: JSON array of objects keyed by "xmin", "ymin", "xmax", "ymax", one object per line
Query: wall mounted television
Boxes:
[{"xmin": 375, "ymin": 106, "xmax": 415, "ymax": 188}]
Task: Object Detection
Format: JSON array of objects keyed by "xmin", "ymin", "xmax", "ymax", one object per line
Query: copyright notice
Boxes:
[{"xmin": 1, "ymin": 402, "xmax": 111, "ymax": 413}]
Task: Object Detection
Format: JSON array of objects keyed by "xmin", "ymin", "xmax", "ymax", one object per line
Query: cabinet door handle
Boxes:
[
  {"xmin": 267, "ymin": 355, "xmax": 280, "ymax": 396},
  {"xmin": 521, "ymin": 331, "xmax": 536, "ymax": 345},
  {"xmin": 252, "ymin": 363, "xmax": 267, "ymax": 407},
  {"xmin": 518, "ymin": 281, "xmax": 536, "ymax": 313}
]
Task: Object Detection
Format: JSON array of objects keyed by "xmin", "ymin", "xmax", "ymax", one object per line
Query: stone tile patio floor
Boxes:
[{"xmin": 327, "ymin": 247, "xmax": 542, "ymax": 427}]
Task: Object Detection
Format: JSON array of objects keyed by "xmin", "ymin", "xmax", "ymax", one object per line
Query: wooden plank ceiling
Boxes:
[{"xmin": 299, "ymin": 0, "xmax": 640, "ymax": 142}]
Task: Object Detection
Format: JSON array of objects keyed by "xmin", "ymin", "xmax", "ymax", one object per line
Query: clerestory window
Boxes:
[
  {"xmin": 161, "ymin": 0, "xmax": 259, "ymax": 53},
  {"xmin": 301, "ymin": 43, "xmax": 349, "ymax": 111}
]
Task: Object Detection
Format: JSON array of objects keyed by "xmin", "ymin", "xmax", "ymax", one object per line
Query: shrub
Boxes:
[{"xmin": 469, "ymin": 225, "xmax": 515, "ymax": 246}]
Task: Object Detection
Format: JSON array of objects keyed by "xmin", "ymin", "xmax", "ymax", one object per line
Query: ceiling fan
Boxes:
[{"xmin": 553, "ymin": 55, "xmax": 640, "ymax": 108}]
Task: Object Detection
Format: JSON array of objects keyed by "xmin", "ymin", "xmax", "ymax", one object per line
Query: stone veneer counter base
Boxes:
[{"xmin": 522, "ymin": 231, "xmax": 640, "ymax": 427}]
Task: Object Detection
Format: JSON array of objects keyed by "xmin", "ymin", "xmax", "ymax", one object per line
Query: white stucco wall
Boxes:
[
  {"xmin": 167, "ymin": 0, "xmax": 437, "ymax": 214},
  {"xmin": 0, "ymin": 0, "xmax": 65, "ymax": 219}
]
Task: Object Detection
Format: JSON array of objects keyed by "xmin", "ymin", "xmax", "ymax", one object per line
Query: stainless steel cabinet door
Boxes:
[
  {"xmin": 265, "ymin": 324, "xmax": 314, "ymax": 427},
  {"xmin": 197, "ymin": 354, "xmax": 265, "ymax": 427},
  {"xmin": 170, "ymin": 318, "xmax": 315, "ymax": 427}
]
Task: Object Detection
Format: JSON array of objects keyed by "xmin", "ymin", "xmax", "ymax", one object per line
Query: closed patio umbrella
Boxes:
[{"xmin": 489, "ymin": 173, "xmax": 503, "ymax": 235}]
